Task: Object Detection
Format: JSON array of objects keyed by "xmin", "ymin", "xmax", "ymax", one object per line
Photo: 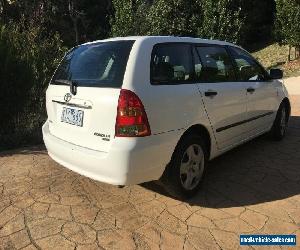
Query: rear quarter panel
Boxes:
[{"xmin": 122, "ymin": 38, "xmax": 218, "ymax": 160}]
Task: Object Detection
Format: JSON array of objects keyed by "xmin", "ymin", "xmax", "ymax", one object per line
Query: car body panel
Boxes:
[{"xmin": 43, "ymin": 36, "xmax": 289, "ymax": 185}]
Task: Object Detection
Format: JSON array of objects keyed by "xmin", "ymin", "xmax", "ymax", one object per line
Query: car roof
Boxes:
[{"xmin": 83, "ymin": 36, "xmax": 239, "ymax": 48}]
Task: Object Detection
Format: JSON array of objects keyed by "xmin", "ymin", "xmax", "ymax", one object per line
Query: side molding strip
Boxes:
[{"xmin": 216, "ymin": 112, "xmax": 274, "ymax": 133}]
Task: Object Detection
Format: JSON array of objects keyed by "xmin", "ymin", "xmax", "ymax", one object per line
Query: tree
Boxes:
[
  {"xmin": 110, "ymin": 0, "xmax": 149, "ymax": 36},
  {"xmin": 0, "ymin": 21, "xmax": 66, "ymax": 148},
  {"xmin": 198, "ymin": 0, "xmax": 243, "ymax": 43},
  {"xmin": 66, "ymin": 0, "xmax": 112, "ymax": 45},
  {"xmin": 111, "ymin": 0, "xmax": 244, "ymax": 44},
  {"xmin": 145, "ymin": 0, "xmax": 201, "ymax": 37},
  {"xmin": 0, "ymin": 0, "xmax": 112, "ymax": 47},
  {"xmin": 275, "ymin": 0, "xmax": 300, "ymax": 60},
  {"xmin": 239, "ymin": 0, "xmax": 276, "ymax": 47}
]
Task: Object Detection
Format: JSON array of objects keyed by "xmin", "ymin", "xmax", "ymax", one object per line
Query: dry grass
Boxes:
[{"xmin": 252, "ymin": 43, "xmax": 300, "ymax": 78}]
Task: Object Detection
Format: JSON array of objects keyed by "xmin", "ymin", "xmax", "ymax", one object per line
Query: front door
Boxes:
[
  {"xmin": 193, "ymin": 45, "xmax": 249, "ymax": 150},
  {"xmin": 228, "ymin": 46, "xmax": 278, "ymax": 134}
]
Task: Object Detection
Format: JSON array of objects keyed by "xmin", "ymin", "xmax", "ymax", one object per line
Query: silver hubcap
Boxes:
[
  {"xmin": 180, "ymin": 144, "xmax": 205, "ymax": 190},
  {"xmin": 280, "ymin": 108, "xmax": 287, "ymax": 135}
]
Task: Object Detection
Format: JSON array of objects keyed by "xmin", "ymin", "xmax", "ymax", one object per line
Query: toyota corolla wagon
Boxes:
[{"xmin": 43, "ymin": 36, "xmax": 290, "ymax": 197}]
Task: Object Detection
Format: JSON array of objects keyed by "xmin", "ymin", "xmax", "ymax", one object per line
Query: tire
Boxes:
[
  {"xmin": 270, "ymin": 102, "xmax": 289, "ymax": 141},
  {"xmin": 161, "ymin": 134, "xmax": 208, "ymax": 198}
]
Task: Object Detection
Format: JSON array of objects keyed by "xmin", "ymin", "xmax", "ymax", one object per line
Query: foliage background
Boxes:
[{"xmin": 0, "ymin": 0, "xmax": 299, "ymax": 150}]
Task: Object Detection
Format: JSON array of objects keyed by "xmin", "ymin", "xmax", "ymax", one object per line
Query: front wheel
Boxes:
[
  {"xmin": 270, "ymin": 102, "xmax": 289, "ymax": 141},
  {"xmin": 162, "ymin": 135, "xmax": 208, "ymax": 198}
]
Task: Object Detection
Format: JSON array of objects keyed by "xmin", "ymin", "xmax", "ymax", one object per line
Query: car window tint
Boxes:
[
  {"xmin": 195, "ymin": 46, "xmax": 235, "ymax": 82},
  {"xmin": 151, "ymin": 44, "xmax": 193, "ymax": 84},
  {"xmin": 51, "ymin": 41, "xmax": 134, "ymax": 88},
  {"xmin": 229, "ymin": 46, "xmax": 266, "ymax": 81}
]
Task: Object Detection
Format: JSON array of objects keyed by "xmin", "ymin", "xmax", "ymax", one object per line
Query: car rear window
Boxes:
[{"xmin": 51, "ymin": 40, "xmax": 135, "ymax": 88}]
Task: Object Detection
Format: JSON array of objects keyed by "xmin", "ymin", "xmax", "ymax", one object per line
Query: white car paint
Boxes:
[{"xmin": 42, "ymin": 36, "xmax": 289, "ymax": 185}]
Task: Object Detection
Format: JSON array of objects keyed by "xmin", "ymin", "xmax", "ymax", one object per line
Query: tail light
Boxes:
[{"xmin": 115, "ymin": 89, "xmax": 151, "ymax": 137}]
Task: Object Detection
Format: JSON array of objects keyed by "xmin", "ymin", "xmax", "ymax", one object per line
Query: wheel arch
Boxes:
[
  {"xmin": 173, "ymin": 124, "xmax": 212, "ymax": 161},
  {"xmin": 281, "ymin": 97, "xmax": 291, "ymax": 119},
  {"xmin": 162, "ymin": 123, "xmax": 213, "ymax": 190}
]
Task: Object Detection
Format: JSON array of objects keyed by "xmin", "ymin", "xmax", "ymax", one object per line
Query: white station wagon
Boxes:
[{"xmin": 43, "ymin": 36, "xmax": 290, "ymax": 197}]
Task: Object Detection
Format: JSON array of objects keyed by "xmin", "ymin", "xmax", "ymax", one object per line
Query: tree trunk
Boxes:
[
  {"xmin": 69, "ymin": 0, "xmax": 79, "ymax": 45},
  {"xmin": 0, "ymin": 0, "xmax": 8, "ymax": 22},
  {"xmin": 288, "ymin": 45, "xmax": 292, "ymax": 62},
  {"xmin": 72, "ymin": 17, "xmax": 79, "ymax": 45},
  {"xmin": 296, "ymin": 46, "xmax": 300, "ymax": 59}
]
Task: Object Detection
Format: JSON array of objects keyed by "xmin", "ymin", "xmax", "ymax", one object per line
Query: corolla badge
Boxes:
[{"xmin": 64, "ymin": 93, "xmax": 72, "ymax": 102}]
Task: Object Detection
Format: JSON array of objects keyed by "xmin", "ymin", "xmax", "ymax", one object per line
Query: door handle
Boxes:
[
  {"xmin": 205, "ymin": 91, "xmax": 218, "ymax": 97},
  {"xmin": 247, "ymin": 87, "xmax": 255, "ymax": 93}
]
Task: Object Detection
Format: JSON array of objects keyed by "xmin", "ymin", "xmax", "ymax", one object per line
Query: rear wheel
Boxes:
[
  {"xmin": 270, "ymin": 102, "xmax": 289, "ymax": 141},
  {"xmin": 162, "ymin": 134, "xmax": 207, "ymax": 198}
]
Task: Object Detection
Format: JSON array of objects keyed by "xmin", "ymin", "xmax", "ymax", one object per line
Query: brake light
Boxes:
[{"xmin": 115, "ymin": 89, "xmax": 151, "ymax": 137}]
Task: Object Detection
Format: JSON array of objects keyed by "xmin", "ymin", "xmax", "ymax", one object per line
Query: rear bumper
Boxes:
[{"xmin": 42, "ymin": 121, "xmax": 177, "ymax": 185}]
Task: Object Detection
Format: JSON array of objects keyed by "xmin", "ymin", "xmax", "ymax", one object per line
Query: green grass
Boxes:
[{"xmin": 252, "ymin": 43, "xmax": 300, "ymax": 78}]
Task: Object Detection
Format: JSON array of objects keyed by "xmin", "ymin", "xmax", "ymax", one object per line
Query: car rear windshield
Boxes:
[{"xmin": 51, "ymin": 40, "xmax": 135, "ymax": 88}]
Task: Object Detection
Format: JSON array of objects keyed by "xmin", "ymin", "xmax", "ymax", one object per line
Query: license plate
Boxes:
[{"xmin": 61, "ymin": 107, "xmax": 84, "ymax": 127}]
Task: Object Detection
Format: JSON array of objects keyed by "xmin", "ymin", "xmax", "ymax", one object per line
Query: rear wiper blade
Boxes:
[
  {"xmin": 53, "ymin": 79, "xmax": 78, "ymax": 95},
  {"xmin": 53, "ymin": 79, "xmax": 73, "ymax": 85}
]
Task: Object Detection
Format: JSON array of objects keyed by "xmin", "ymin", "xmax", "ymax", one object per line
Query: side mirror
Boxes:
[{"xmin": 269, "ymin": 68, "xmax": 283, "ymax": 80}]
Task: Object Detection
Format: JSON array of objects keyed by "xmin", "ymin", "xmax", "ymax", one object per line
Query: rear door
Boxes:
[
  {"xmin": 46, "ymin": 41, "xmax": 134, "ymax": 152},
  {"xmin": 147, "ymin": 43, "xmax": 206, "ymax": 134},
  {"xmin": 194, "ymin": 45, "xmax": 248, "ymax": 150},
  {"xmin": 228, "ymin": 46, "xmax": 278, "ymax": 134}
]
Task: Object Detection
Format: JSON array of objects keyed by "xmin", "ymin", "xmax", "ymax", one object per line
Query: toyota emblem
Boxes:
[{"xmin": 64, "ymin": 93, "xmax": 72, "ymax": 102}]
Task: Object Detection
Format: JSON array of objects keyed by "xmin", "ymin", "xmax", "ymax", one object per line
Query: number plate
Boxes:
[{"xmin": 61, "ymin": 107, "xmax": 84, "ymax": 127}]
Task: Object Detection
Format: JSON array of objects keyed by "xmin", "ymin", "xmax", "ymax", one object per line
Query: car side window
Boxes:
[
  {"xmin": 151, "ymin": 44, "xmax": 193, "ymax": 84},
  {"xmin": 229, "ymin": 46, "xmax": 268, "ymax": 82},
  {"xmin": 195, "ymin": 46, "xmax": 236, "ymax": 83}
]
